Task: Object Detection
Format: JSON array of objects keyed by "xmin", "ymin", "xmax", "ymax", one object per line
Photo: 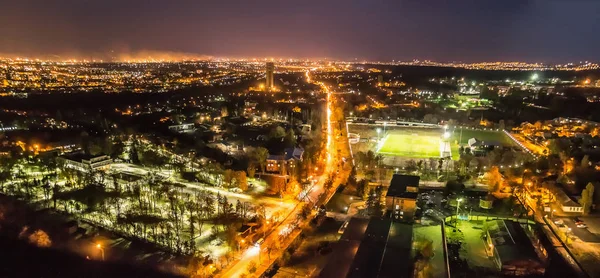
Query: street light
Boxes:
[
  {"xmin": 96, "ymin": 244, "xmax": 105, "ymax": 261},
  {"xmin": 239, "ymin": 239, "xmax": 245, "ymax": 252},
  {"xmin": 531, "ymin": 73, "xmax": 539, "ymax": 81},
  {"xmin": 456, "ymin": 198, "xmax": 463, "ymax": 224}
]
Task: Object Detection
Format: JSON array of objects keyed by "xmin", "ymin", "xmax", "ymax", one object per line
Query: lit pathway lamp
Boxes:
[
  {"xmin": 456, "ymin": 198, "xmax": 463, "ymax": 225},
  {"xmin": 96, "ymin": 243, "xmax": 105, "ymax": 261},
  {"xmin": 239, "ymin": 239, "xmax": 245, "ymax": 252}
]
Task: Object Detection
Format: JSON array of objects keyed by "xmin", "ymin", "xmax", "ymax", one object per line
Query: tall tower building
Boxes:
[{"xmin": 265, "ymin": 62, "xmax": 274, "ymax": 91}]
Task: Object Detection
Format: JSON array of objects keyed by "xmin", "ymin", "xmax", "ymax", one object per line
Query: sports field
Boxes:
[
  {"xmin": 377, "ymin": 133, "xmax": 445, "ymax": 158},
  {"xmin": 377, "ymin": 128, "xmax": 450, "ymax": 159},
  {"xmin": 451, "ymin": 128, "xmax": 514, "ymax": 146},
  {"xmin": 375, "ymin": 127, "xmax": 515, "ymax": 160}
]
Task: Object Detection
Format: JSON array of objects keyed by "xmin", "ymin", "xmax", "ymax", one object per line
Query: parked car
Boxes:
[
  {"xmin": 554, "ymin": 219, "xmax": 564, "ymax": 225},
  {"xmin": 577, "ymin": 223, "xmax": 587, "ymax": 228},
  {"xmin": 338, "ymin": 220, "xmax": 350, "ymax": 234},
  {"xmin": 229, "ymin": 187, "xmax": 243, "ymax": 193}
]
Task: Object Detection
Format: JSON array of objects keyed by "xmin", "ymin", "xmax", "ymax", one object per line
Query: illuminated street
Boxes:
[
  {"xmin": 1, "ymin": 4, "xmax": 600, "ymax": 277},
  {"xmin": 218, "ymin": 69, "xmax": 349, "ymax": 278}
]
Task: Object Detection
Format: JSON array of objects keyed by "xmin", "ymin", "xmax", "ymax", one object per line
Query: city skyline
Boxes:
[
  {"xmin": 1, "ymin": 0, "xmax": 600, "ymax": 63},
  {"xmin": 2, "ymin": 2, "xmax": 600, "ymax": 278}
]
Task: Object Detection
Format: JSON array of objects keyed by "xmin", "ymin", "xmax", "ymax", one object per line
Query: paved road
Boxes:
[
  {"xmin": 561, "ymin": 218, "xmax": 600, "ymax": 243},
  {"xmin": 218, "ymin": 71, "xmax": 348, "ymax": 278}
]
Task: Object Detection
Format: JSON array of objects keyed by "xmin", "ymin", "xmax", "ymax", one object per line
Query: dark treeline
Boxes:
[
  {"xmin": 0, "ymin": 80, "xmax": 254, "ymax": 112},
  {"xmin": 371, "ymin": 64, "xmax": 600, "ymax": 82}
]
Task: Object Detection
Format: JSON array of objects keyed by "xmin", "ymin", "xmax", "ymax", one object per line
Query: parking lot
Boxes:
[{"xmin": 417, "ymin": 190, "xmax": 447, "ymax": 216}]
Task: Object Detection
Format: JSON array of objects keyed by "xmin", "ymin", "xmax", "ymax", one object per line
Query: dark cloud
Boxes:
[{"xmin": 0, "ymin": 0, "xmax": 598, "ymax": 62}]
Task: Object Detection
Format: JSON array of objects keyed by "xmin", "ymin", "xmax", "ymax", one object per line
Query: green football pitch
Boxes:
[
  {"xmin": 377, "ymin": 133, "xmax": 448, "ymax": 159},
  {"xmin": 375, "ymin": 127, "xmax": 514, "ymax": 160}
]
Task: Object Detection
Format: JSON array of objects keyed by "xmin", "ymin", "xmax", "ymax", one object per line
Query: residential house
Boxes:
[
  {"xmin": 385, "ymin": 174, "xmax": 419, "ymax": 220},
  {"xmin": 266, "ymin": 147, "xmax": 304, "ymax": 175}
]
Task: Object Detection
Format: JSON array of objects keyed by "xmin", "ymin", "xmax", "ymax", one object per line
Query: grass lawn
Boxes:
[
  {"xmin": 374, "ymin": 127, "xmax": 515, "ymax": 160},
  {"xmin": 450, "ymin": 128, "xmax": 515, "ymax": 146},
  {"xmin": 377, "ymin": 132, "xmax": 445, "ymax": 159}
]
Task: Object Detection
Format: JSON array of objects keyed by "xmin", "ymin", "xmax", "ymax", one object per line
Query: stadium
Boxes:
[{"xmin": 348, "ymin": 121, "xmax": 518, "ymax": 165}]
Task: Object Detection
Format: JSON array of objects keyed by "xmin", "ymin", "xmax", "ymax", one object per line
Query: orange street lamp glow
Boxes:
[{"xmin": 95, "ymin": 243, "xmax": 105, "ymax": 261}]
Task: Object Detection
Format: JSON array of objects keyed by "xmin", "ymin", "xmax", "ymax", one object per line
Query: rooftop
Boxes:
[
  {"xmin": 319, "ymin": 218, "xmax": 414, "ymax": 278},
  {"xmin": 319, "ymin": 218, "xmax": 369, "ymax": 278},
  {"xmin": 267, "ymin": 147, "xmax": 304, "ymax": 161},
  {"xmin": 60, "ymin": 152, "xmax": 109, "ymax": 162},
  {"xmin": 386, "ymin": 174, "xmax": 419, "ymax": 199},
  {"xmin": 487, "ymin": 220, "xmax": 542, "ymax": 266},
  {"xmin": 545, "ymin": 183, "xmax": 581, "ymax": 208}
]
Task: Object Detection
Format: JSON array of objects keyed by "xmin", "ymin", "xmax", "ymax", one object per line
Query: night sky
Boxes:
[{"xmin": 1, "ymin": 0, "xmax": 599, "ymax": 62}]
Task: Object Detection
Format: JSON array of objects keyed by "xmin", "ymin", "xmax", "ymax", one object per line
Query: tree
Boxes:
[
  {"xmin": 581, "ymin": 155, "xmax": 590, "ymax": 168},
  {"xmin": 414, "ymin": 236, "xmax": 434, "ymax": 278},
  {"xmin": 111, "ymin": 139, "xmax": 125, "ymax": 159},
  {"xmin": 80, "ymin": 131, "xmax": 90, "ymax": 155},
  {"xmin": 247, "ymin": 163, "xmax": 256, "ymax": 179},
  {"xmin": 247, "ymin": 261, "xmax": 258, "ymax": 274},
  {"xmin": 366, "ymin": 187, "xmax": 383, "ymax": 217},
  {"xmin": 223, "ymin": 169, "xmax": 234, "ymax": 188},
  {"xmin": 139, "ymin": 148, "xmax": 169, "ymax": 168},
  {"xmin": 356, "ymin": 179, "xmax": 368, "ymax": 199},
  {"xmin": 129, "ymin": 143, "xmax": 140, "ymax": 164},
  {"xmin": 235, "ymin": 200, "xmax": 243, "ymax": 216},
  {"xmin": 498, "ymin": 120, "xmax": 505, "ymax": 130},
  {"xmin": 251, "ymin": 147, "xmax": 269, "ymax": 173},
  {"xmin": 298, "ymin": 203, "xmax": 312, "ymax": 221},
  {"xmin": 486, "ymin": 166, "xmax": 503, "ymax": 192},
  {"xmin": 268, "ymin": 126, "xmax": 286, "ymax": 141},
  {"xmin": 284, "ymin": 128, "xmax": 297, "ymax": 147},
  {"xmin": 272, "ymin": 178, "xmax": 287, "ymax": 197},
  {"xmin": 224, "ymin": 223, "xmax": 242, "ymax": 250},
  {"xmin": 28, "ymin": 230, "xmax": 52, "ymax": 247},
  {"xmin": 580, "ymin": 182, "xmax": 595, "ymax": 215},
  {"xmin": 235, "ymin": 171, "xmax": 248, "ymax": 191}
]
